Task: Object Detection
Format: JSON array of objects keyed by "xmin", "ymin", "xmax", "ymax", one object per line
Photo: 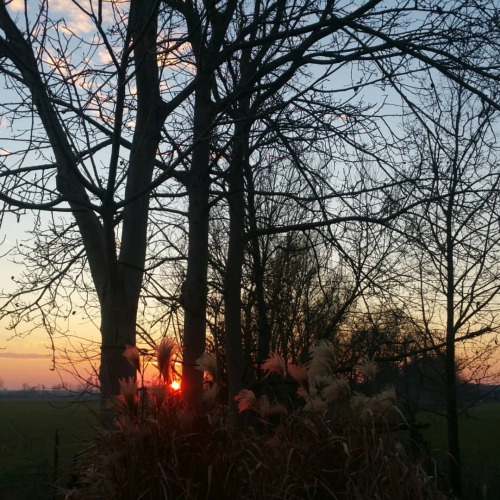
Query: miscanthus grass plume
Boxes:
[{"xmin": 67, "ymin": 340, "xmax": 444, "ymax": 499}]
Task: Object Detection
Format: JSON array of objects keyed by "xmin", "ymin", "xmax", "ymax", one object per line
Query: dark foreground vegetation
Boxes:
[
  {"xmin": 0, "ymin": 396, "xmax": 97, "ymax": 499},
  {"xmin": 1, "ymin": 366, "xmax": 499, "ymax": 498},
  {"xmin": 66, "ymin": 346, "xmax": 445, "ymax": 499}
]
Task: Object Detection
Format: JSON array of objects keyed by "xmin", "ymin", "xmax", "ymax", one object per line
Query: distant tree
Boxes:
[{"xmin": 396, "ymin": 82, "xmax": 500, "ymax": 495}]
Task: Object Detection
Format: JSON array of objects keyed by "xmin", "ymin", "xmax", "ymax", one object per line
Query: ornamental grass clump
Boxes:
[
  {"xmin": 67, "ymin": 340, "xmax": 443, "ymax": 499},
  {"xmin": 230, "ymin": 342, "xmax": 443, "ymax": 499}
]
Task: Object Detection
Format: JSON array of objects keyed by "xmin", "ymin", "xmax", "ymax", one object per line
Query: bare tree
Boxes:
[
  {"xmin": 396, "ymin": 82, "xmax": 500, "ymax": 495},
  {"xmin": 0, "ymin": 1, "xmax": 177, "ymax": 416}
]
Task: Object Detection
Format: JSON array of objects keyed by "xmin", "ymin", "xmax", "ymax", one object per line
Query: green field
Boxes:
[
  {"xmin": 421, "ymin": 402, "xmax": 500, "ymax": 462},
  {"xmin": 0, "ymin": 398, "xmax": 99, "ymax": 499},
  {"xmin": 420, "ymin": 402, "xmax": 500, "ymax": 498},
  {"xmin": 0, "ymin": 398, "xmax": 499, "ymax": 499}
]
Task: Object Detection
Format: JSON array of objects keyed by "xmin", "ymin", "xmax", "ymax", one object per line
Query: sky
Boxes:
[
  {"xmin": 0, "ymin": 214, "xmax": 98, "ymax": 390},
  {"xmin": 0, "ymin": 1, "xmax": 109, "ymax": 389},
  {"xmin": 0, "ymin": 340, "xmax": 61, "ymax": 390},
  {"xmin": 0, "ymin": 214, "xmax": 61, "ymax": 389}
]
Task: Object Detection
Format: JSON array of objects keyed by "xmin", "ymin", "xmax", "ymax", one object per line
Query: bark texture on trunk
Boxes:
[{"xmin": 98, "ymin": 281, "xmax": 138, "ymax": 415}]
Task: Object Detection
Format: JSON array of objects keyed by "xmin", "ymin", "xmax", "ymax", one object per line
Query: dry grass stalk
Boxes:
[
  {"xmin": 355, "ymin": 354, "xmax": 378, "ymax": 381},
  {"xmin": 157, "ymin": 337, "xmax": 176, "ymax": 383},
  {"xmin": 123, "ymin": 344, "xmax": 141, "ymax": 372},
  {"xmin": 308, "ymin": 339, "xmax": 337, "ymax": 377}
]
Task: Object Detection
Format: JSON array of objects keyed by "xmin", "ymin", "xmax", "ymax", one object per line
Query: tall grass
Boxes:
[{"xmin": 67, "ymin": 342, "xmax": 444, "ymax": 499}]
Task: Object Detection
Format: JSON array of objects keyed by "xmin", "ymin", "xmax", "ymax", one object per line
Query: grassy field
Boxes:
[
  {"xmin": 0, "ymin": 398, "xmax": 498, "ymax": 498},
  {"xmin": 0, "ymin": 397, "xmax": 99, "ymax": 499},
  {"xmin": 421, "ymin": 402, "xmax": 500, "ymax": 462},
  {"xmin": 420, "ymin": 401, "xmax": 500, "ymax": 498}
]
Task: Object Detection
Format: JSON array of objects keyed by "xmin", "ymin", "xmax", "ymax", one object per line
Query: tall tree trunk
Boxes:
[
  {"xmin": 99, "ymin": 0, "xmax": 165, "ymax": 404},
  {"xmin": 177, "ymin": 0, "xmax": 236, "ymax": 407},
  {"xmin": 99, "ymin": 289, "xmax": 137, "ymax": 414},
  {"xmin": 445, "ymin": 329, "xmax": 461, "ymax": 496},
  {"xmin": 445, "ymin": 189, "xmax": 462, "ymax": 496},
  {"xmin": 245, "ymin": 163, "xmax": 272, "ymax": 368},
  {"xmin": 0, "ymin": 1, "xmax": 165, "ymax": 417},
  {"xmin": 95, "ymin": 0, "xmax": 166, "ymax": 420},
  {"xmin": 224, "ymin": 121, "xmax": 250, "ymax": 427},
  {"xmin": 181, "ymin": 80, "xmax": 214, "ymax": 406}
]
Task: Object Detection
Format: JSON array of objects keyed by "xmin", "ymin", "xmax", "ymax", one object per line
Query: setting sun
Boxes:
[{"xmin": 170, "ymin": 380, "xmax": 181, "ymax": 391}]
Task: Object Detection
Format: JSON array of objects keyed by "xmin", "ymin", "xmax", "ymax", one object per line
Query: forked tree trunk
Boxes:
[{"xmin": 0, "ymin": 0, "xmax": 166, "ymax": 422}]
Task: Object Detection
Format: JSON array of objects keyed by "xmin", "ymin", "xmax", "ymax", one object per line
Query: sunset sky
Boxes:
[
  {"xmin": 0, "ymin": 215, "xmax": 57, "ymax": 389},
  {"xmin": 0, "ymin": 0, "xmax": 105, "ymax": 389},
  {"xmin": 0, "ymin": 344, "xmax": 61, "ymax": 390},
  {"xmin": 0, "ymin": 210, "xmax": 99, "ymax": 389}
]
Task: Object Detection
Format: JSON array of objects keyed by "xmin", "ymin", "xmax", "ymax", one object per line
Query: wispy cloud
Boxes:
[
  {"xmin": 0, "ymin": 351, "xmax": 50, "ymax": 359},
  {"xmin": 8, "ymin": 0, "xmax": 25, "ymax": 13},
  {"xmin": 50, "ymin": 0, "xmax": 94, "ymax": 33}
]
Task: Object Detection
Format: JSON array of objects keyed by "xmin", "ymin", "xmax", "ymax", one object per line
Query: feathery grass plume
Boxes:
[
  {"xmin": 157, "ymin": 337, "xmax": 176, "ymax": 383},
  {"xmin": 350, "ymin": 387, "xmax": 397, "ymax": 423},
  {"xmin": 202, "ymin": 382, "xmax": 219, "ymax": 405},
  {"xmin": 314, "ymin": 373, "xmax": 334, "ymax": 387},
  {"xmin": 288, "ymin": 363, "xmax": 310, "ymax": 397},
  {"xmin": 350, "ymin": 391, "xmax": 370, "ymax": 414},
  {"xmin": 195, "ymin": 352, "xmax": 218, "ymax": 380},
  {"xmin": 234, "ymin": 389, "xmax": 258, "ymax": 413},
  {"xmin": 257, "ymin": 395, "xmax": 288, "ymax": 419},
  {"xmin": 355, "ymin": 355, "xmax": 378, "ymax": 381},
  {"xmin": 117, "ymin": 376, "xmax": 139, "ymax": 411},
  {"xmin": 123, "ymin": 344, "xmax": 141, "ymax": 372},
  {"xmin": 367, "ymin": 386, "xmax": 396, "ymax": 415},
  {"xmin": 309, "ymin": 340, "xmax": 337, "ymax": 377},
  {"xmin": 256, "ymin": 394, "xmax": 273, "ymax": 419},
  {"xmin": 321, "ymin": 376, "xmax": 351, "ymax": 402},
  {"xmin": 261, "ymin": 352, "xmax": 287, "ymax": 378},
  {"xmin": 71, "ymin": 374, "xmax": 443, "ymax": 499}
]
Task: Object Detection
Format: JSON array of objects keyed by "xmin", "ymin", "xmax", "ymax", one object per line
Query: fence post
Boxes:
[{"xmin": 52, "ymin": 429, "xmax": 59, "ymax": 499}]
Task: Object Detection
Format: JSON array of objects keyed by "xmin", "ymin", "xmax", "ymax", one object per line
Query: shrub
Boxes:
[{"xmin": 66, "ymin": 341, "xmax": 444, "ymax": 499}]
